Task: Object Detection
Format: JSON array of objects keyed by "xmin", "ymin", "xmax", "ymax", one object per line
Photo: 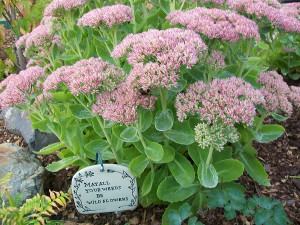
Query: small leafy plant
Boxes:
[
  {"xmin": 0, "ymin": 173, "xmax": 71, "ymax": 225},
  {"xmin": 207, "ymin": 187, "xmax": 290, "ymax": 225},
  {"xmin": 164, "ymin": 203, "xmax": 204, "ymax": 225}
]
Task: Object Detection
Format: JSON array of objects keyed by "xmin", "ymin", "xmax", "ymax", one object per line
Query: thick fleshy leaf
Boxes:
[
  {"xmin": 212, "ymin": 146, "xmax": 232, "ymax": 163},
  {"xmin": 113, "ymin": 125, "xmax": 139, "ymax": 142},
  {"xmin": 213, "ymin": 159, "xmax": 244, "ymax": 182},
  {"xmin": 144, "ymin": 139, "xmax": 164, "ymax": 162},
  {"xmin": 165, "ymin": 121, "xmax": 195, "ymax": 145},
  {"xmin": 84, "ymin": 139, "xmax": 110, "ymax": 152},
  {"xmin": 253, "ymin": 125, "xmax": 285, "ymax": 143},
  {"xmin": 120, "ymin": 127, "xmax": 138, "ymax": 142},
  {"xmin": 91, "ymin": 118, "xmax": 104, "ymax": 137},
  {"xmin": 188, "ymin": 143, "xmax": 209, "ymax": 165},
  {"xmin": 238, "ymin": 152, "xmax": 270, "ymax": 186},
  {"xmin": 138, "ymin": 108, "xmax": 153, "ymax": 132},
  {"xmin": 34, "ymin": 142, "xmax": 65, "ymax": 155},
  {"xmin": 157, "ymin": 176, "xmax": 199, "ymax": 202},
  {"xmin": 129, "ymin": 155, "xmax": 149, "ymax": 177},
  {"xmin": 69, "ymin": 104, "xmax": 94, "ymax": 119},
  {"xmin": 168, "ymin": 153, "xmax": 195, "ymax": 186},
  {"xmin": 46, "ymin": 156, "xmax": 80, "ymax": 172},
  {"xmin": 155, "ymin": 109, "xmax": 174, "ymax": 131},
  {"xmin": 158, "ymin": 145, "xmax": 175, "ymax": 163},
  {"xmin": 270, "ymin": 113, "xmax": 288, "ymax": 122},
  {"xmin": 141, "ymin": 169, "xmax": 155, "ymax": 196},
  {"xmin": 142, "ymin": 125, "xmax": 164, "ymax": 142},
  {"xmin": 197, "ymin": 162, "xmax": 218, "ymax": 188}
]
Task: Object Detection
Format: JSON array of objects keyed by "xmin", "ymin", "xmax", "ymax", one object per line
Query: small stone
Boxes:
[
  {"xmin": 292, "ymin": 179, "xmax": 300, "ymax": 190},
  {"xmin": 289, "ymin": 168, "xmax": 300, "ymax": 176},
  {"xmin": 263, "ymin": 163, "xmax": 271, "ymax": 172},
  {"xmin": 129, "ymin": 216, "xmax": 139, "ymax": 225},
  {"xmin": 286, "ymin": 200, "xmax": 296, "ymax": 205}
]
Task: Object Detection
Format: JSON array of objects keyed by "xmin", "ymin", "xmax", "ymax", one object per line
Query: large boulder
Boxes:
[
  {"xmin": 1, "ymin": 107, "xmax": 58, "ymax": 151},
  {"xmin": 0, "ymin": 143, "xmax": 47, "ymax": 203}
]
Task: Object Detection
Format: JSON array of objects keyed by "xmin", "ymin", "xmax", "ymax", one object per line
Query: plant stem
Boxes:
[
  {"xmin": 158, "ymin": 86, "xmax": 168, "ymax": 112},
  {"xmin": 137, "ymin": 123, "xmax": 147, "ymax": 148},
  {"xmin": 237, "ymin": 39, "xmax": 253, "ymax": 78},
  {"xmin": 95, "ymin": 115, "xmax": 121, "ymax": 164},
  {"xmin": 180, "ymin": 0, "xmax": 186, "ymax": 10},
  {"xmin": 206, "ymin": 146, "xmax": 214, "ymax": 165},
  {"xmin": 129, "ymin": 0, "xmax": 136, "ymax": 33},
  {"xmin": 255, "ymin": 112, "xmax": 267, "ymax": 133}
]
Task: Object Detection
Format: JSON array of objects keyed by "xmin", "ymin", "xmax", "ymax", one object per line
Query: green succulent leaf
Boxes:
[
  {"xmin": 155, "ymin": 109, "xmax": 174, "ymax": 131},
  {"xmin": 168, "ymin": 153, "xmax": 195, "ymax": 187},
  {"xmin": 157, "ymin": 176, "xmax": 199, "ymax": 202},
  {"xmin": 197, "ymin": 162, "xmax": 218, "ymax": 188},
  {"xmin": 213, "ymin": 159, "xmax": 244, "ymax": 183}
]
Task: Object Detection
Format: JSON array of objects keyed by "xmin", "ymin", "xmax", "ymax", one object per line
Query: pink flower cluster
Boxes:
[
  {"xmin": 201, "ymin": 50, "xmax": 226, "ymax": 70},
  {"xmin": 15, "ymin": 33, "xmax": 30, "ymax": 48},
  {"xmin": 175, "ymin": 77, "xmax": 265, "ymax": 125},
  {"xmin": 43, "ymin": 57, "xmax": 125, "ymax": 95},
  {"xmin": 0, "ymin": 66, "xmax": 45, "ymax": 109},
  {"xmin": 15, "ymin": 18, "xmax": 59, "ymax": 55},
  {"xmin": 226, "ymin": 0, "xmax": 300, "ymax": 32},
  {"xmin": 77, "ymin": 5, "xmax": 133, "ymax": 28},
  {"xmin": 280, "ymin": 3, "xmax": 300, "ymax": 18},
  {"xmin": 92, "ymin": 83, "xmax": 156, "ymax": 125},
  {"xmin": 112, "ymin": 28, "xmax": 207, "ymax": 89},
  {"xmin": 288, "ymin": 86, "xmax": 300, "ymax": 108},
  {"xmin": 257, "ymin": 71, "xmax": 294, "ymax": 115},
  {"xmin": 34, "ymin": 92, "xmax": 53, "ymax": 106},
  {"xmin": 44, "ymin": 0, "xmax": 86, "ymax": 16},
  {"xmin": 167, "ymin": 7, "xmax": 260, "ymax": 43}
]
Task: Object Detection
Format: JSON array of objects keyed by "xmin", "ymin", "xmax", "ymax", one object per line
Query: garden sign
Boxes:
[{"xmin": 71, "ymin": 164, "xmax": 138, "ymax": 214}]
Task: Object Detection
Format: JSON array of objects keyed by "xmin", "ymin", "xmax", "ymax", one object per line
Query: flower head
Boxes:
[
  {"xmin": 288, "ymin": 86, "xmax": 300, "ymax": 108},
  {"xmin": 200, "ymin": 50, "xmax": 226, "ymax": 71},
  {"xmin": 195, "ymin": 122, "xmax": 239, "ymax": 152},
  {"xmin": 258, "ymin": 71, "xmax": 293, "ymax": 115},
  {"xmin": 167, "ymin": 7, "xmax": 260, "ymax": 42},
  {"xmin": 44, "ymin": 0, "xmax": 86, "ymax": 16},
  {"xmin": 280, "ymin": 2, "xmax": 300, "ymax": 18},
  {"xmin": 77, "ymin": 5, "xmax": 133, "ymax": 28},
  {"xmin": 112, "ymin": 28, "xmax": 207, "ymax": 89},
  {"xmin": 43, "ymin": 57, "xmax": 125, "ymax": 95},
  {"xmin": 175, "ymin": 77, "xmax": 265, "ymax": 125},
  {"xmin": 226, "ymin": 0, "xmax": 300, "ymax": 33},
  {"xmin": 92, "ymin": 83, "xmax": 156, "ymax": 125},
  {"xmin": 0, "ymin": 66, "xmax": 45, "ymax": 109}
]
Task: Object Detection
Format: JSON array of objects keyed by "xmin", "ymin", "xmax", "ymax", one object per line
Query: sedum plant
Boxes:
[
  {"xmin": 0, "ymin": 173, "xmax": 71, "ymax": 225},
  {"xmin": 0, "ymin": 0, "xmax": 299, "ymax": 222}
]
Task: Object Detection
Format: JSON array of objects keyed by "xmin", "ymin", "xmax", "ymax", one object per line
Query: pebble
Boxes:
[
  {"xmin": 289, "ymin": 168, "xmax": 300, "ymax": 176},
  {"xmin": 286, "ymin": 200, "xmax": 296, "ymax": 205},
  {"xmin": 263, "ymin": 163, "xmax": 271, "ymax": 172},
  {"xmin": 292, "ymin": 179, "xmax": 300, "ymax": 190}
]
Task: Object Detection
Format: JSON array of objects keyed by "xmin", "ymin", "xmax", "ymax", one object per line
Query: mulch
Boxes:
[{"xmin": 0, "ymin": 107, "xmax": 299, "ymax": 224}]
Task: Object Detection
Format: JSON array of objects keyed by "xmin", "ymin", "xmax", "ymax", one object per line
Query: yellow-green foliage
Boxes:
[{"xmin": 0, "ymin": 173, "xmax": 71, "ymax": 225}]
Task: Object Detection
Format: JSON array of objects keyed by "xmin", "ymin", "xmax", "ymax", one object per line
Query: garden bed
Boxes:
[{"xmin": 1, "ymin": 111, "xmax": 299, "ymax": 224}]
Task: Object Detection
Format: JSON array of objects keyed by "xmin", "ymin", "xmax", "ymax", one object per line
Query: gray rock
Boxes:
[
  {"xmin": 0, "ymin": 143, "xmax": 47, "ymax": 203},
  {"xmin": 1, "ymin": 107, "xmax": 58, "ymax": 151}
]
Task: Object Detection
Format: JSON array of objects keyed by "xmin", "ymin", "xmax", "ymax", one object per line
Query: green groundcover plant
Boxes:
[{"xmin": 0, "ymin": 0, "xmax": 299, "ymax": 223}]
